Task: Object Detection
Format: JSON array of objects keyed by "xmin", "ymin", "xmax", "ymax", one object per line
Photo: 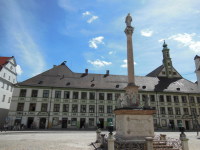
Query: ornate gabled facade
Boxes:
[
  {"xmin": 0, "ymin": 56, "xmax": 17, "ymax": 127},
  {"xmin": 8, "ymin": 42, "xmax": 200, "ymax": 130}
]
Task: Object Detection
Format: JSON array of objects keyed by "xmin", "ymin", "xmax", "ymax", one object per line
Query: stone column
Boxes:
[
  {"xmin": 96, "ymin": 129, "xmax": 101, "ymax": 143},
  {"xmin": 124, "ymin": 27, "xmax": 135, "ymax": 86},
  {"xmin": 107, "ymin": 134, "xmax": 115, "ymax": 150},
  {"xmin": 146, "ymin": 137, "xmax": 154, "ymax": 150},
  {"xmin": 100, "ymin": 134, "xmax": 105, "ymax": 148},
  {"xmin": 180, "ymin": 136, "xmax": 189, "ymax": 150},
  {"xmin": 160, "ymin": 134, "xmax": 166, "ymax": 140}
]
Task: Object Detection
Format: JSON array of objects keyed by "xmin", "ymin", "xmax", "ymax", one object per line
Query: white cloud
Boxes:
[
  {"xmin": 158, "ymin": 39, "xmax": 165, "ymax": 42},
  {"xmin": 89, "ymin": 36, "xmax": 104, "ymax": 49},
  {"xmin": 16, "ymin": 65, "xmax": 23, "ymax": 75},
  {"xmin": 141, "ymin": 29, "xmax": 154, "ymax": 37},
  {"xmin": 58, "ymin": 0, "xmax": 77, "ymax": 12},
  {"xmin": 87, "ymin": 59, "xmax": 112, "ymax": 67},
  {"xmin": 195, "ymin": 10, "xmax": 199, "ymax": 13},
  {"xmin": 169, "ymin": 33, "xmax": 200, "ymax": 52},
  {"xmin": 101, "ymin": 56, "xmax": 104, "ymax": 58},
  {"xmin": 109, "ymin": 51, "xmax": 113, "ymax": 54},
  {"xmin": 83, "ymin": 11, "xmax": 90, "ymax": 15},
  {"xmin": 87, "ymin": 16, "xmax": 98, "ymax": 23},
  {"xmin": 121, "ymin": 60, "xmax": 136, "ymax": 68}
]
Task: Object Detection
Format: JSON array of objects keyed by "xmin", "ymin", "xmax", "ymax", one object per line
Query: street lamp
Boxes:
[
  {"xmin": 190, "ymin": 112, "xmax": 199, "ymax": 136},
  {"xmin": 97, "ymin": 120, "xmax": 101, "ymax": 131},
  {"xmin": 179, "ymin": 123, "xmax": 185, "ymax": 137},
  {"xmin": 108, "ymin": 122, "xmax": 113, "ymax": 135}
]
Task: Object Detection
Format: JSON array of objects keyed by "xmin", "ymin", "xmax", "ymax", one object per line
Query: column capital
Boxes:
[{"xmin": 124, "ymin": 26, "xmax": 134, "ymax": 35}]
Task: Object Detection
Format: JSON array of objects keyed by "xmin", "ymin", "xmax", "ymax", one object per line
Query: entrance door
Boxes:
[
  {"xmin": 80, "ymin": 118, "xmax": 86, "ymax": 129},
  {"xmin": 14, "ymin": 118, "xmax": 22, "ymax": 126},
  {"xmin": 185, "ymin": 121, "xmax": 189, "ymax": 130},
  {"xmin": 62, "ymin": 118, "xmax": 68, "ymax": 128},
  {"xmin": 169, "ymin": 120, "xmax": 175, "ymax": 130},
  {"xmin": 40, "ymin": 118, "xmax": 46, "ymax": 129},
  {"xmin": 27, "ymin": 117, "xmax": 34, "ymax": 128},
  {"xmin": 99, "ymin": 118, "xmax": 104, "ymax": 128}
]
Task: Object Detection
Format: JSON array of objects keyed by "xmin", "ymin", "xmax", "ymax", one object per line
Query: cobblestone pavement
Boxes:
[{"xmin": 0, "ymin": 130, "xmax": 199, "ymax": 150}]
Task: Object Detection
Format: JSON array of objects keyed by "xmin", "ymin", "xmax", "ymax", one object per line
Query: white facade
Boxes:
[{"xmin": 194, "ymin": 55, "xmax": 200, "ymax": 90}]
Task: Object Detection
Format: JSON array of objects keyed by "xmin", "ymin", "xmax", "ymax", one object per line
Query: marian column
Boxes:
[{"xmin": 124, "ymin": 13, "xmax": 140, "ymax": 107}]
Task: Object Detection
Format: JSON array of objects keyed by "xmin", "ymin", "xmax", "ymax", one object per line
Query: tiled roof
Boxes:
[
  {"xmin": 17, "ymin": 64, "xmax": 200, "ymax": 94},
  {"xmin": 0, "ymin": 57, "xmax": 12, "ymax": 66}
]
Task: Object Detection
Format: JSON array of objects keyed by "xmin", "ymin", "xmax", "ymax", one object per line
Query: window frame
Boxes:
[
  {"xmin": 181, "ymin": 96, "xmax": 187, "ymax": 103},
  {"xmin": 81, "ymin": 92, "xmax": 87, "ymax": 99},
  {"xmin": 150, "ymin": 95, "xmax": 155, "ymax": 102},
  {"xmin": 20, "ymin": 89, "xmax": 27, "ymax": 97},
  {"xmin": 90, "ymin": 92, "xmax": 95, "ymax": 100},
  {"xmin": 41, "ymin": 103, "xmax": 48, "ymax": 112},
  {"xmin": 183, "ymin": 108, "xmax": 189, "ymax": 115},
  {"xmin": 64, "ymin": 91, "xmax": 70, "ymax": 99},
  {"xmin": 29, "ymin": 103, "xmax": 36, "ymax": 111},
  {"xmin": 54, "ymin": 104, "xmax": 60, "ymax": 112},
  {"xmin": 175, "ymin": 107, "xmax": 181, "ymax": 115},
  {"xmin": 71, "ymin": 118, "xmax": 77, "ymax": 126},
  {"xmin": 107, "ymin": 93, "xmax": 112, "ymax": 100},
  {"xmin": 115, "ymin": 93, "xmax": 120, "ymax": 101},
  {"xmin": 80, "ymin": 105, "xmax": 86, "ymax": 113},
  {"xmin": 167, "ymin": 107, "xmax": 173, "ymax": 115},
  {"xmin": 160, "ymin": 107, "xmax": 165, "ymax": 114},
  {"xmin": 173, "ymin": 96, "xmax": 179, "ymax": 103},
  {"xmin": 73, "ymin": 92, "xmax": 79, "ymax": 99},
  {"xmin": 17, "ymin": 103, "xmax": 24, "ymax": 111},
  {"xmin": 72, "ymin": 104, "xmax": 78, "ymax": 113},
  {"xmin": 63, "ymin": 104, "xmax": 69, "ymax": 112},
  {"xmin": 99, "ymin": 105, "xmax": 104, "ymax": 113},
  {"xmin": 166, "ymin": 96, "xmax": 171, "ymax": 102},
  {"xmin": 159, "ymin": 95, "xmax": 164, "ymax": 102},
  {"xmin": 190, "ymin": 97, "xmax": 195, "ymax": 103},
  {"xmin": 55, "ymin": 91, "xmax": 61, "ymax": 98},
  {"xmin": 43, "ymin": 90, "xmax": 49, "ymax": 98},
  {"xmin": 31, "ymin": 90, "xmax": 38, "ymax": 97},
  {"xmin": 99, "ymin": 93, "xmax": 104, "ymax": 100},
  {"xmin": 89, "ymin": 118, "xmax": 94, "ymax": 126},
  {"xmin": 107, "ymin": 106, "xmax": 112, "ymax": 113},
  {"xmin": 89, "ymin": 105, "xmax": 95, "ymax": 113}
]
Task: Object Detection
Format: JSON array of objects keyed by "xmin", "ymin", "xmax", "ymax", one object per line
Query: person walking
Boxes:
[{"xmin": 1, "ymin": 124, "xmax": 6, "ymax": 132}]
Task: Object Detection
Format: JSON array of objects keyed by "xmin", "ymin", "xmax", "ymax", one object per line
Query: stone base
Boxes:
[{"xmin": 113, "ymin": 109, "xmax": 156, "ymax": 141}]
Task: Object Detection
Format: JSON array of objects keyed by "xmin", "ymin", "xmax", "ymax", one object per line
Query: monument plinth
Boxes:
[{"xmin": 114, "ymin": 13, "xmax": 156, "ymax": 141}]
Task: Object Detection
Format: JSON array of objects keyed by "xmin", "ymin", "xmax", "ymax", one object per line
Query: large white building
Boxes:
[
  {"xmin": 7, "ymin": 42, "xmax": 200, "ymax": 130},
  {"xmin": 0, "ymin": 56, "xmax": 17, "ymax": 127}
]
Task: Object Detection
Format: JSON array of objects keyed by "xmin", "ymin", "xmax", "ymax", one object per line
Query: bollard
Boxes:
[
  {"xmin": 160, "ymin": 134, "xmax": 166, "ymax": 141},
  {"xmin": 100, "ymin": 134, "xmax": 105, "ymax": 148},
  {"xmin": 96, "ymin": 129, "xmax": 101, "ymax": 143},
  {"xmin": 107, "ymin": 134, "xmax": 115, "ymax": 150},
  {"xmin": 146, "ymin": 137, "xmax": 154, "ymax": 150},
  {"xmin": 180, "ymin": 135, "xmax": 189, "ymax": 150}
]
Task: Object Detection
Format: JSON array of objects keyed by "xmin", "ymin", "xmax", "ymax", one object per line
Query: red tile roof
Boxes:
[{"xmin": 0, "ymin": 57, "xmax": 12, "ymax": 66}]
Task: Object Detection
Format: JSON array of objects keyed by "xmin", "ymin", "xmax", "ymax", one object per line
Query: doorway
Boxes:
[
  {"xmin": 185, "ymin": 121, "xmax": 189, "ymax": 130},
  {"xmin": 169, "ymin": 120, "xmax": 174, "ymax": 130},
  {"xmin": 99, "ymin": 118, "xmax": 104, "ymax": 128},
  {"xmin": 14, "ymin": 118, "xmax": 22, "ymax": 126},
  {"xmin": 62, "ymin": 118, "xmax": 68, "ymax": 128},
  {"xmin": 40, "ymin": 118, "xmax": 46, "ymax": 129},
  {"xmin": 27, "ymin": 117, "xmax": 34, "ymax": 128},
  {"xmin": 80, "ymin": 118, "xmax": 86, "ymax": 129}
]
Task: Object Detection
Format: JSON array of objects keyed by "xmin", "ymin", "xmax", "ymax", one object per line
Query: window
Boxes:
[
  {"xmin": 173, "ymin": 96, "xmax": 179, "ymax": 103},
  {"xmin": 81, "ymin": 105, "xmax": 86, "ymax": 113},
  {"xmin": 197, "ymin": 97, "xmax": 200, "ymax": 103},
  {"xmin": 10, "ymin": 66, "xmax": 13, "ymax": 70},
  {"xmin": 168, "ymin": 107, "xmax": 173, "ymax": 115},
  {"xmin": 55, "ymin": 91, "xmax": 61, "ymax": 98},
  {"xmin": 9, "ymin": 76, "xmax": 10, "ymax": 80},
  {"xmin": 54, "ymin": 104, "xmax": 60, "ymax": 112},
  {"xmin": 43, "ymin": 90, "xmax": 49, "ymax": 98},
  {"xmin": 183, "ymin": 108, "xmax": 189, "ymax": 115},
  {"xmin": 89, "ymin": 105, "xmax": 95, "ymax": 113},
  {"xmin": 169, "ymin": 71, "xmax": 171, "ymax": 74},
  {"xmin": 73, "ymin": 92, "xmax": 78, "ymax": 99},
  {"xmin": 107, "ymin": 93, "xmax": 112, "ymax": 100},
  {"xmin": 107, "ymin": 106, "xmax": 112, "ymax": 113},
  {"xmin": 191, "ymin": 108, "xmax": 197, "ymax": 115},
  {"xmin": 52, "ymin": 117, "xmax": 59, "ymax": 126},
  {"xmin": 2, "ymin": 95, "xmax": 5, "ymax": 102},
  {"xmin": 162, "ymin": 71, "xmax": 165, "ymax": 75},
  {"xmin": 150, "ymin": 95, "xmax": 155, "ymax": 102},
  {"xmin": 8, "ymin": 97, "xmax": 11, "ymax": 103},
  {"xmin": 90, "ymin": 93, "xmax": 95, "ymax": 100},
  {"xmin": 64, "ymin": 91, "xmax": 70, "ymax": 99},
  {"xmin": 3, "ymin": 73, "xmax": 5, "ymax": 77},
  {"xmin": 175, "ymin": 107, "xmax": 180, "ymax": 115},
  {"xmin": 20, "ymin": 89, "xmax": 27, "ymax": 97},
  {"xmin": 166, "ymin": 52, "xmax": 169, "ymax": 57},
  {"xmin": 181, "ymin": 96, "xmax": 187, "ymax": 103},
  {"xmin": 11, "ymin": 86, "xmax": 13, "ymax": 92},
  {"xmin": 17, "ymin": 103, "xmax": 24, "ymax": 111},
  {"xmin": 81, "ymin": 92, "xmax": 87, "ymax": 99},
  {"xmin": 41, "ymin": 103, "xmax": 48, "ymax": 112},
  {"xmin": 173, "ymin": 72, "xmax": 177, "ymax": 75},
  {"xmin": 115, "ymin": 93, "xmax": 120, "ymax": 100},
  {"xmin": 190, "ymin": 97, "xmax": 195, "ymax": 103},
  {"xmin": 7, "ymin": 84, "xmax": 9, "ymax": 90},
  {"xmin": 168, "ymin": 63, "xmax": 170, "ymax": 66},
  {"xmin": 31, "ymin": 90, "xmax": 38, "ymax": 97},
  {"xmin": 71, "ymin": 118, "xmax": 77, "ymax": 126},
  {"xmin": 89, "ymin": 118, "xmax": 94, "ymax": 126},
  {"xmin": 166, "ymin": 96, "xmax": 171, "ymax": 102},
  {"xmin": 63, "ymin": 104, "xmax": 69, "ymax": 112},
  {"xmin": 99, "ymin": 105, "xmax": 104, "ymax": 113},
  {"xmin": 99, "ymin": 93, "xmax": 104, "ymax": 100},
  {"xmin": 2, "ymin": 82, "xmax": 4, "ymax": 88},
  {"xmin": 72, "ymin": 105, "xmax": 78, "ymax": 113},
  {"xmin": 160, "ymin": 107, "xmax": 165, "ymax": 114},
  {"xmin": 29, "ymin": 103, "xmax": 36, "ymax": 111},
  {"xmin": 159, "ymin": 95, "xmax": 164, "ymax": 102}
]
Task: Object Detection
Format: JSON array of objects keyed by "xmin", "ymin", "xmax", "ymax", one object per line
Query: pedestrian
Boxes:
[
  {"xmin": 169, "ymin": 123, "xmax": 172, "ymax": 130},
  {"xmin": 13, "ymin": 123, "xmax": 17, "ymax": 130},
  {"xmin": 1, "ymin": 124, "xmax": 6, "ymax": 132}
]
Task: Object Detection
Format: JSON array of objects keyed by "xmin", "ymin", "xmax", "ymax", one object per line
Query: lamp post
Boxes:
[
  {"xmin": 192, "ymin": 112, "xmax": 199, "ymax": 136},
  {"xmin": 97, "ymin": 120, "xmax": 101, "ymax": 131},
  {"xmin": 179, "ymin": 123, "xmax": 185, "ymax": 137},
  {"xmin": 108, "ymin": 122, "xmax": 114, "ymax": 135}
]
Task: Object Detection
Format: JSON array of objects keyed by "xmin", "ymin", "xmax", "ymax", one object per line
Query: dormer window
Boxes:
[
  {"xmin": 10, "ymin": 66, "xmax": 13, "ymax": 70},
  {"xmin": 162, "ymin": 71, "xmax": 165, "ymax": 75},
  {"xmin": 173, "ymin": 72, "xmax": 177, "ymax": 75},
  {"xmin": 168, "ymin": 63, "xmax": 170, "ymax": 66},
  {"xmin": 38, "ymin": 81, "xmax": 43, "ymax": 84}
]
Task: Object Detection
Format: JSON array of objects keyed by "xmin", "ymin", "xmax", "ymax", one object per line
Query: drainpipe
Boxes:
[
  {"xmin": 156, "ymin": 91, "xmax": 160, "ymax": 125},
  {"xmin": 47, "ymin": 87, "xmax": 53, "ymax": 129},
  {"xmin": 188, "ymin": 93, "xmax": 194, "ymax": 130},
  {"xmin": 96, "ymin": 89, "xmax": 98, "ymax": 128}
]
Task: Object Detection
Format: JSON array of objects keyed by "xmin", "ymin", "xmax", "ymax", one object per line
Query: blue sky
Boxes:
[{"xmin": 0, "ymin": 0, "xmax": 200, "ymax": 83}]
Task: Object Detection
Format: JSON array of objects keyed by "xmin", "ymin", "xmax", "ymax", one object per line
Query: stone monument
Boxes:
[{"xmin": 113, "ymin": 13, "xmax": 156, "ymax": 141}]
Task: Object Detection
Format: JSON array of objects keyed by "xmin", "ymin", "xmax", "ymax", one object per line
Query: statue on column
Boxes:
[{"xmin": 125, "ymin": 13, "xmax": 132, "ymax": 27}]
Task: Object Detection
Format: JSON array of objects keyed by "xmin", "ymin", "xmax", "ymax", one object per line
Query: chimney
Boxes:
[
  {"xmin": 85, "ymin": 69, "xmax": 88, "ymax": 75},
  {"xmin": 106, "ymin": 70, "xmax": 109, "ymax": 75},
  {"xmin": 53, "ymin": 65, "xmax": 56, "ymax": 68}
]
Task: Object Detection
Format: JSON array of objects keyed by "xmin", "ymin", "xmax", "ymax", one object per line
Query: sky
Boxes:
[{"xmin": 0, "ymin": 0, "xmax": 200, "ymax": 83}]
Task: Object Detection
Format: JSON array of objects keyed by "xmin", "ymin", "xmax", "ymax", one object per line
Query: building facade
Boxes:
[
  {"xmin": 0, "ymin": 56, "xmax": 17, "ymax": 127},
  {"xmin": 8, "ymin": 43, "xmax": 200, "ymax": 130}
]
